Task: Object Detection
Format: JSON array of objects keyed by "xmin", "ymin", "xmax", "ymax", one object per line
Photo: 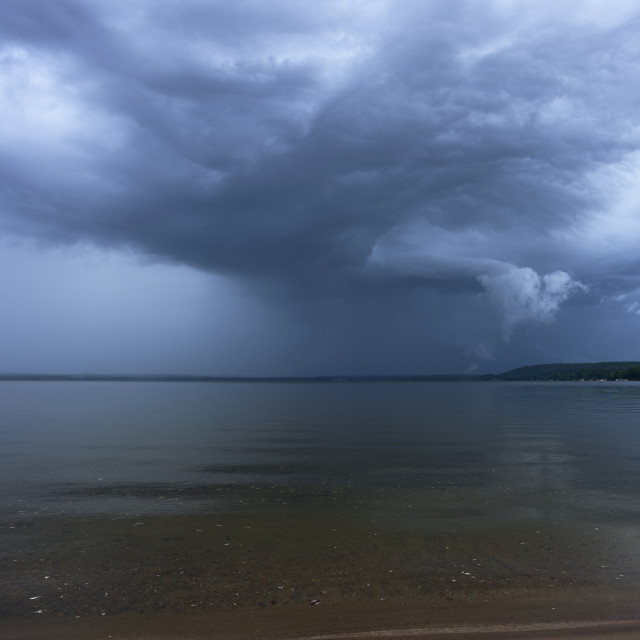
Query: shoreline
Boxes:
[
  {"xmin": 3, "ymin": 622, "xmax": 640, "ymax": 640},
  {"xmin": 3, "ymin": 618, "xmax": 640, "ymax": 640},
  {"xmin": 300, "ymin": 621, "xmax": 640, "ymax": 640},
  {"xmin": 2, "ymin": 589, "xmax": 640, "ymax": 640}
]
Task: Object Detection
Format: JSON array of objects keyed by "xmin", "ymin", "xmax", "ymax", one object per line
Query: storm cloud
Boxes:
[{"xmin": 1, "ymin": 0, "xmax": 639, "ymax": 373}]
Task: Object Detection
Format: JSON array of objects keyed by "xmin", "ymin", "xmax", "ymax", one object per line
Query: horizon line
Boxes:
[{"xmin": 1, "ymin": 361, "xmax": 639, "ymax": 382}]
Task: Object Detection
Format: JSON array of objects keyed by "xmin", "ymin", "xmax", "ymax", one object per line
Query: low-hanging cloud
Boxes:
[
  {"xmin": 477, "ymin": 267, "xmax": 587, "ymax": 339},
  {"xmin": 368, "ymin": 222, "xmax": 587, "ymax": 339}
]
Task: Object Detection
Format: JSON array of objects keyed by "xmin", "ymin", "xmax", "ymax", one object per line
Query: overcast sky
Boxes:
[{"xmin": 1, "ymin": 0, "xmax": 639, "ymax": 375}]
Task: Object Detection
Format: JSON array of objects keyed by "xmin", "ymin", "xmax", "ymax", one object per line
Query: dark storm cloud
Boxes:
[{"xmin": 2, "ymin": 0, "xmax": 640, "ymax": 369}]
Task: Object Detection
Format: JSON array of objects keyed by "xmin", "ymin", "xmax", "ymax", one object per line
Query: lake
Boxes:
[{"xmin": 1, "ymin": 381, "xmax": 640, "ymax": 628}]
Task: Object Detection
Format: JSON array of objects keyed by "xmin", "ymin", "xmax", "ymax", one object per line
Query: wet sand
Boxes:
[{"xmin": 2, "ymin": 595, "xmax": 640, "ymax": 640}]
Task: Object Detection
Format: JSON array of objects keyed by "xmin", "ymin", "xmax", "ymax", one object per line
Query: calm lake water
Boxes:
[{"xmin": 1, "ymin": 381, "xmax": 640, "ymax": 620}]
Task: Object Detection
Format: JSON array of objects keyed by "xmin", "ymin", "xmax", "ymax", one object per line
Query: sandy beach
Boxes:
[
  {"xmin": 2, "ymin": 620, "xmax": 640, "ymax": 640},
  {"xmin": 2, "ymin": 617, "xmax": 640, "ymax": 640},
  {"xmin": 2, "ymin": 589, "xmax": 639, "ymax": 640}
]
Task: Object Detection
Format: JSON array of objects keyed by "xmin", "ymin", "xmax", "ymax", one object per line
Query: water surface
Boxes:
[{"xmin": 1, "ymin": 381, "xmax": 639, "ymax": 619}]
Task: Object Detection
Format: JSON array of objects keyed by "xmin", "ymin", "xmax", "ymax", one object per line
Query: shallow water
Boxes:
[{"xmin": 1, "ymin": 381, "xmax": 640, "ymax": 619}]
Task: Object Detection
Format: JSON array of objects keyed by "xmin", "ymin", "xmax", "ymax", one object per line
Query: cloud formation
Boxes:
[
  {"xmin": 0, "ymin": 0, "xmax": 639, "ymax": 372},
  {"xmin": 368, "ymin": 221, "xmax": 586, "ymax": 338},
  {"xmin": 477, "ymin": 268, "xmax": 586, "ymax": 339}
]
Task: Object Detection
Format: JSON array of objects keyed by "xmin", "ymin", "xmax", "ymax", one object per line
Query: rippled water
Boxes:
[
  {"xmin": 1, "ymin": 381, "xmax": 640, "ymax": 618},
  {"xmin": 2, "ymin": 381, "xmax": 640, "ymax": 522}
]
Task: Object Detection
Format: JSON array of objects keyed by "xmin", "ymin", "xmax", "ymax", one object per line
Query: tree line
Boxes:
[{"xmin": 497, "ymin": 362, "xmax": 640, "ymax": 381}]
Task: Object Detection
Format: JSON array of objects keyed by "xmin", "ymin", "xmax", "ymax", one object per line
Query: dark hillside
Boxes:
[{"xmin": 499, "ymin": 361, "xmax": 640, "ymax": 381}]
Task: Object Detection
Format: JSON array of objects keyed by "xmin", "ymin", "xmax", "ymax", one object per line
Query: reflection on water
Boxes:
[
  {"xmin": 1, "ymin": 381, "xmax": 640, "ymax": 618},
  {"xmin": 1, "ymin": 381, "xmax": 640, "ymax": 524}
]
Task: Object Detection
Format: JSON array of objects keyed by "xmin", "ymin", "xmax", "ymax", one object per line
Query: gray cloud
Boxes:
[
  {"xmin": 477, "ymin": 268, "xmax": 586, "ymax": 339},
  {"xmin": 1, "ymin": 0, "xmax": 639, "ymax": 372},
  {"xmin": 368, "ymin": 222, "xmax": 587, "ymax": 338}
]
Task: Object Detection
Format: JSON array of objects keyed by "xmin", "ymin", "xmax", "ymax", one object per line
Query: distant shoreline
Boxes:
[
  {"xmin": 0, "ymin": 373, "xmax": 489, "ymax": 382},
  {"xmin": 1, "ymin": 360, "xmax": 640, "ymax": 382}
]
